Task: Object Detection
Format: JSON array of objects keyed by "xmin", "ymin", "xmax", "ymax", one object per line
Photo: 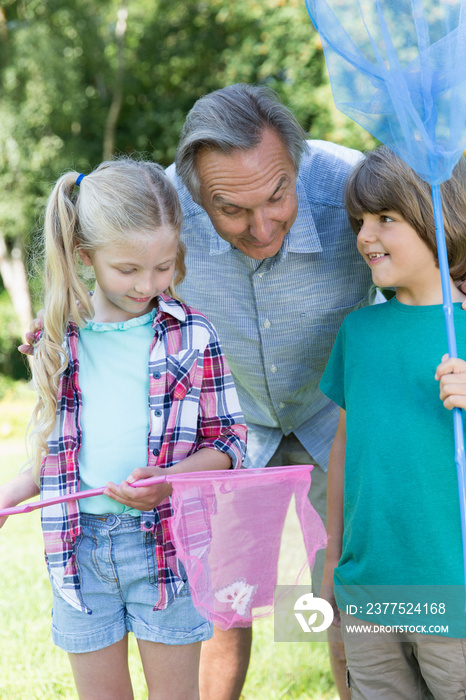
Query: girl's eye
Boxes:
[
  {"xmin": 119, "ymin": 269, "xmax": 135, "ymax": 275},
  {"xmin": 157, "ymin": 267, "xmax": 170, "ymax": 272}
]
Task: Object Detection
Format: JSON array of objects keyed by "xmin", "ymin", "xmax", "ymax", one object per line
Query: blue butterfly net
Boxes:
[
  {"xmin": 305, "ymin": 0, "xmax": 466, "ymax": 185},
  {"xmin": 305, "ymin": 0, "xmax": 466, "ymax": 590}
]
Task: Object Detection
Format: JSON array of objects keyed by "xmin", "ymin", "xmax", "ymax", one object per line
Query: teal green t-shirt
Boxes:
[
  {"xmin": 78, "ymin": 310, "xmax": 156, "ymax": 515},
  {"xmin": 320, "ymin": 298, "xmax": 466, "ymax": 636}
]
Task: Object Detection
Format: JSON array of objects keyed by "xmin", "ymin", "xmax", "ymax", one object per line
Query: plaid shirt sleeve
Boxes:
[{"xmin": 196, "ymin": 323, "xmax": 247, "ymax": 469}]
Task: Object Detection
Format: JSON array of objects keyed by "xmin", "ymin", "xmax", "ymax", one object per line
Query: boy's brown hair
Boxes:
[{"xmin": 346, "ymin": 146, "xmax": 466, "ymax": 281}]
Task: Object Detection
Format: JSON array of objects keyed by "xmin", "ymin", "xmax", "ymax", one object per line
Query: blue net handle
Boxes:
[{"xmin": 432, "ymin": 185, "xmax": 466, "ymax": 595}]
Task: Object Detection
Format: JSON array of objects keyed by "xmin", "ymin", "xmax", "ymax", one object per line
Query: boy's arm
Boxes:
[
  {"xmin": 0, "ymin": 469, "xmax": 40, "ymax": 528},
  {"xmin": 321, "ymin": 408, "xmax": 346, "ymax": 627},
  {"xmin": 435, "ymin": 354, "xmax": 466, "ymax": 410}
]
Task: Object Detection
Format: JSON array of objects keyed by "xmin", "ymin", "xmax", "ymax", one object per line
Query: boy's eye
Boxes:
[{"xmin": 381, "ymin": 215, "xmax": 394, "ymax": 223}]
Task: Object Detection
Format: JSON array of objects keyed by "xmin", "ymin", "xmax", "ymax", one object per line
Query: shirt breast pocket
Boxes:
[{"xmin": 167, "ymin": 349, "xmax": 201, "ymax": 401}]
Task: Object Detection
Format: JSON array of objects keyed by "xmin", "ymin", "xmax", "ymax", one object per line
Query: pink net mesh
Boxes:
[{"xmin": 168, "ymin": 465, "xmax": 327, "ymax": 630}]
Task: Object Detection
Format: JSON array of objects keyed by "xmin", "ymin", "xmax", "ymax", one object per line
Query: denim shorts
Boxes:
[{"xmin": 50, "ymin": 513, "xmax": 213, "ymax": 654}]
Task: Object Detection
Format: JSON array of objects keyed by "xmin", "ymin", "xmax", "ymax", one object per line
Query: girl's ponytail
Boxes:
[{"xmin": 30, "ymin": 173, "xmax": 93, "ymax": 482}]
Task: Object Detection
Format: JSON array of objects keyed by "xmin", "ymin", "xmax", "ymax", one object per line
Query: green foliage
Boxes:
[
  {"xmin": 0, "ymin": 0, "xmax": 374, "ymax": 245},
  {"xmin": 0, "ymin": 289, "xmax": 29, "ymax": 383}
]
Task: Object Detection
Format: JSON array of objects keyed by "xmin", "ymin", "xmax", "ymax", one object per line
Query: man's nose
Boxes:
[{"xmin": 249, "ymin": 209, "xmax": 274, "ymax": 241}]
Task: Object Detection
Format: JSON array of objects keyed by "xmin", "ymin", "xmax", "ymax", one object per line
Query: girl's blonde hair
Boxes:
[
  {"xmin": 346, "ymin": 146, "xmax": 466, "ymax": 280},
  {"xmin": 30, "ymin": 158, "xmax": 185, "ymax": 481}
]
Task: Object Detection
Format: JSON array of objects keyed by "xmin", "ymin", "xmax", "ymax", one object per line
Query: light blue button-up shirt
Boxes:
[{"xmin": 167, "ymin": 140, "xmax": 375, "ymax": 471}]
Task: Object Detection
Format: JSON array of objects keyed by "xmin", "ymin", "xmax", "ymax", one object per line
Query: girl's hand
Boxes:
[
  {"xmin": 18, "ymin": 311, "xmax": 44, "ymax": 355},
  {"xmin": 0, "ymin": 471, "xmax": 40, "ymax": 528},
  {"xmin": 104, "ymin": 467, "xmax": 172, "ymax": 511},
  {"xmin": 435, "ymin": 354, "xmax": 466, "ymax": 410}
]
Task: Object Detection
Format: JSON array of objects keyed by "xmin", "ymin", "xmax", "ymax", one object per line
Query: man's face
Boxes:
[{"xmin": 196, "ymin": 128, "xmax": 299, "ymax": 260}]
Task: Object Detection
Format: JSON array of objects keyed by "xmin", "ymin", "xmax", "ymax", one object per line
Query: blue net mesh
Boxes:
[{"xmin": 305, "ymin": 0, "xmax": 466, "ymax": 184}]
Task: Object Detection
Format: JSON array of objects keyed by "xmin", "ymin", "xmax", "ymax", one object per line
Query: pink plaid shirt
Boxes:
[{"xmin": 40, "ymin": 294, "xmax": 247, "ymax": 614}]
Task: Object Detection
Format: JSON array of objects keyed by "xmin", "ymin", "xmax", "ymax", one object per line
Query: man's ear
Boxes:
[{"xmin": 77, "ymin": 247, "xmax": 93, "ymax": 267}]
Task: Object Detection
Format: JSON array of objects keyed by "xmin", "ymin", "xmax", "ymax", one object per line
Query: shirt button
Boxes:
[
  {"xmin": 153, "ymin": 371, "xmax": 161, "ymax": 379},
  {"xmin": 279, "ymin": 402, "xmax": 285, "ymax": 409},
  {"xmin": 144, "ymin": 520, "xmax": 153, "ymax": 529},
  {"xmin": 263, "ymin": 319, "xmax": 271, "ymax": 328},
  {"xmin": 257, "ymin": 272, "xmax": 264, "ymax": 278},
  {"xmin": 270, "ymin": 365, "xmax": 277, "ymax": 373},
  {"xmin": 152, "ymin": 448, "xmax": 160, "ymax": 456},
  {"xmin": 154, "ymin": 409, "xmax": 162, "ymax": 417}
]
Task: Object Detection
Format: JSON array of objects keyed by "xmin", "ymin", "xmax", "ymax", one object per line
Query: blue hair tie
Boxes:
[{"xmin": 76, "ymin": 173, "xmax": 85, "ymax": 186}]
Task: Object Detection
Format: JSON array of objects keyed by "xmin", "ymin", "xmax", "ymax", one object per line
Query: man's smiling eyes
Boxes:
[{"xmin": 221, "ymin": 191, "xmax": 285, "ymax": 216}]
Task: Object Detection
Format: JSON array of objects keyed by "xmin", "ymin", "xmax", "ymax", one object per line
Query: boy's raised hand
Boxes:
[{"xmin": 435, "ymin": 354, "xmax": 466, "ymax": 410}]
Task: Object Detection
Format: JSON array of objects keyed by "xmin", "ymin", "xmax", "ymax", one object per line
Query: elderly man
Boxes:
[{"xmin": 167, "ymin": 83, "xmax": 374, "ymax": 700}]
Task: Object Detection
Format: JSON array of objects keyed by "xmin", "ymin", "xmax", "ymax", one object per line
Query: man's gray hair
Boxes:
[{"xmin": 175, "ymin": 83, "xmax": 309, "ymax": 203}]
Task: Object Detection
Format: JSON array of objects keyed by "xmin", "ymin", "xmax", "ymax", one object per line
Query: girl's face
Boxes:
[
  {"xmin": 78, "ymin": 228, "xmax": 178, "ymax": 322},
  {"xmin": 356, "ymin": 210, "xmax": 441, "ymax": 305}
]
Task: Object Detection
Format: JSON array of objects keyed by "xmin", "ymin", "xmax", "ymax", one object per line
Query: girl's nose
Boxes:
[{"xmin": 134, "ymin": 273, "xmax": 154, "ymax": 295}]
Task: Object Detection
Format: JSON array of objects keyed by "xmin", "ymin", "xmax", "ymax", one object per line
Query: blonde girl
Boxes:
[{"xmin": 0, "ymin": 159, "xmax": 247, "ymax": 700}]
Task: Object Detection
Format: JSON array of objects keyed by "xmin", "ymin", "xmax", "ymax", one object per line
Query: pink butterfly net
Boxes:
[{"xmin": 168, "ymin": 465, "xmax": 327, "ymax": 629}]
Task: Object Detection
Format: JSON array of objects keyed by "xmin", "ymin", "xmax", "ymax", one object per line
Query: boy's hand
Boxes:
[
  {"xmin": 435, "ymin": 354, "xmax": 466, "ymax": 410},
  {"xmin": 104, "ymin": 467, "xmax": 172, "ymax": 511},
  {"xmin": 18, "ymin": 311, "xmax": 44, "ymax": 355}
]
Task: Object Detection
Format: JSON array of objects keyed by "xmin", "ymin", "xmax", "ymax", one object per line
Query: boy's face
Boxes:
[{"xmin": 356, "ymin": 211, "xmax": 440, "ymax": 305}]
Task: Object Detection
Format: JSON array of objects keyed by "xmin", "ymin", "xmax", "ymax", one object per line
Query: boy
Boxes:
[{"xmin": 320, "ymin": 146, "xmax": 466, "ymax": 699}]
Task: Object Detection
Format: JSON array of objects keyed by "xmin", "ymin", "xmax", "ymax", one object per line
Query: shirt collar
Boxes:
[
  {"xmin": 156, "ymin": 293, "xmax": 186, "ymax": 323},
  {"xmin": 208, "ymin": 175, "xmax": 323, "ymax": 257}
]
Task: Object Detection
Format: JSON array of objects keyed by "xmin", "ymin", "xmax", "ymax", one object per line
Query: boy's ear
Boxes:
[{"xmin": 77, "ymin": 247, "xmax": 93, "ymax": 267}]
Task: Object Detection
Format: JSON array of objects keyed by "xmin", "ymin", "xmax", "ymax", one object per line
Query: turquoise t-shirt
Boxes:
[
  {"xmin": 78, "ymin": 310, "xmax": 156, "ymax": 515},
  {"xmin": 320, "ymin": 298, "xmax": 466, "ymax": 636}
]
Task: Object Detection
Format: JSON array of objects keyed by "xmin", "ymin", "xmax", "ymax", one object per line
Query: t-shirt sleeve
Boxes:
[{"xmin": 319, "ymin": 321, "xmax": 347, "ymax": 410}]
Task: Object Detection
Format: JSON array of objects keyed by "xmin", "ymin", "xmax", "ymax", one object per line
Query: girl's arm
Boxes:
[
  {"xmin": 0, "ymin": 469, "xmax": 40, "ymax": 528},
  {"xmin": 321, "ymin": 408, "xmax": 346, "ymax": 627},
  {"xmin": 435, "ymin": 354, "xmax": 466, "ymax": 410}
]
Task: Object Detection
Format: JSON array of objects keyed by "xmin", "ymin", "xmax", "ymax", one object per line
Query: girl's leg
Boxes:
[
  {"xmin": 137, "ymin": 638, "xmax": 202, "ymax": 700},
  {"xmin": 68, "ymin": 636, "xmax": 133, "ymax": 700}
]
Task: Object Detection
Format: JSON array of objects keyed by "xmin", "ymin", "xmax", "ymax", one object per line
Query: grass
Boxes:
[{"xmin": 0, "ymin": 382, "xmax": 337, "ymax": 699}]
